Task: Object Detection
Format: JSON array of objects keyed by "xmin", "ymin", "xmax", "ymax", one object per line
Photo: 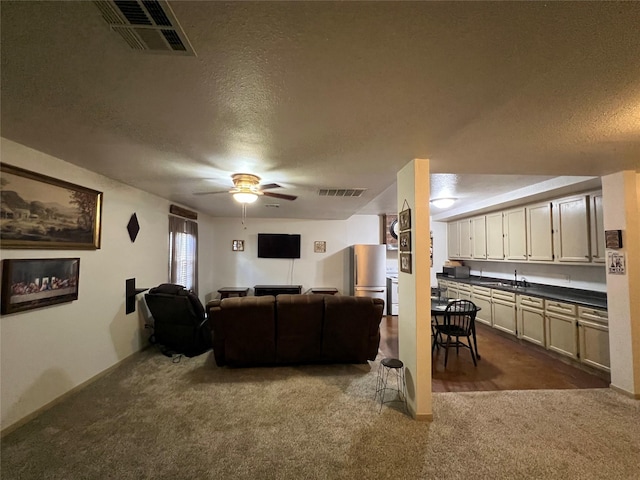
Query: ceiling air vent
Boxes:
[
  {"xmin": 318, "ymin": 188, "xmax": 367, "ymax": 198},
  {"xmin": 94, "ymin": 0, "xmax": 195, "ymax": 55}
]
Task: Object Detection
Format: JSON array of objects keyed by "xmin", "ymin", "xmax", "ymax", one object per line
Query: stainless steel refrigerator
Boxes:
[{"xmin": 350, "ymin": 244, "xmax": 387, "ymax": 303}]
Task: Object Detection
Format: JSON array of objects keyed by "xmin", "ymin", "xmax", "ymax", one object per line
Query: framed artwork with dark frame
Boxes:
[
  {"xmin": 400, "ymin": 253, "xmax": 412, "ymax": 274},
  {"xmin": 399, "ymin": 231, "xmax": 411, "ymax": 252},
  {"xmin": 0, "ymin": 164, "xmax": 103, "ymax": 249},
  {"xmin": 399, "ymin": 208, "xmax": 411, "ymax": 231},
  {"xmin": 1, "ymin": 258, "xmax": 80, "ymax": 314}
]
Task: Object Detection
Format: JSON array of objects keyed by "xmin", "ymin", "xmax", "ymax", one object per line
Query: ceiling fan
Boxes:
[{"xmin": 194, "ymin": 173, "xmax": 297, "ymax": 203}]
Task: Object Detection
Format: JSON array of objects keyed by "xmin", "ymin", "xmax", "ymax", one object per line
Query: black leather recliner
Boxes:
[{"xmin": 144, "ymin": 283, "xmax": 212, "ymax": 357}]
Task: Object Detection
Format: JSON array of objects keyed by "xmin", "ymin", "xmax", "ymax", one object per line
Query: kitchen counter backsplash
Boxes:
[{"xmin": 436, "ymin": 273, "xmax": 607, "ymax": 309}]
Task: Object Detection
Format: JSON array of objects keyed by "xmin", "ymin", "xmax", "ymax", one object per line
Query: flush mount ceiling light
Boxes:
[{"xmin": 430, "ymin": 198, "xmax": 457, "ymax": 209}]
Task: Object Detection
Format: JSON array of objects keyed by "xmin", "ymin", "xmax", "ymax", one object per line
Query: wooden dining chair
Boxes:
[{"xmin": 433, "ymin": 299, "xmax": 478, "ymax": 367}]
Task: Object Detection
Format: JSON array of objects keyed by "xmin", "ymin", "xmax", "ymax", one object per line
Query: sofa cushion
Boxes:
[
  {"xmin": 211, "ymin": 295, "xmax": 276, "ymax": 366},
  {"xmin": 321, "ymin": 296, "xmax": 384, "ymax": 363},
  {"xmin": 276, "ymin": 294, "xmax": 324, "ymax": 363}
]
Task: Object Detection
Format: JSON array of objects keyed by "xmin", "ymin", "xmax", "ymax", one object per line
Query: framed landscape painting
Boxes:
[
  {"xmin": 0, "ymin": 164, "xmax": 102, "ymax": 249},
  {"xmin": 1, "ymin": 258, "xmax": 80, "ymax": 314}
]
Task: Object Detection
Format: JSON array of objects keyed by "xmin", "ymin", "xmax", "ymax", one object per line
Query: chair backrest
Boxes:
[{"xmin": 444, "ymin": 299, "xmax": 478, "ymax": 334}]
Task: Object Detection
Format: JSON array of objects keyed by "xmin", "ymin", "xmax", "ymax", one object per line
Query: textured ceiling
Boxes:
[{"xmin": 1, "ymin": 1, "xmax": 639, "ymax": 220}]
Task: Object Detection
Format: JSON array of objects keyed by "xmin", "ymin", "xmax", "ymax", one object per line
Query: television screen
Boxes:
[{"xmin": 258, "ymin": 233, "xmax": 301, "ymax": 259}]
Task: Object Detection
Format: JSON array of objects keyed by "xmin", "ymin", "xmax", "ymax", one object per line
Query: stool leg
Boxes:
[{"xmin": 379, "ymin": 366, "xmax": 390, "ymax": 412}]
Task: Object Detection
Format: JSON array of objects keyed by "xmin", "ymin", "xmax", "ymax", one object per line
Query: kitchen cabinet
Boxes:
[
  {"xmin": 457, "ymin": 282, "xmax": 472, "ymax": 301},
  {"xmin": 437, "ymin": 279, "xmax": 457, "ymax": 300},
  {"xmin": 517, "ymin": 294, "xmax": 545, "ymax": 347},
  {"xmin": 526, "ymin": 201, "xmax": 554, "ymax": 262},
  {"xmin": 504, "ymin": 207, "xmax": 527, "ymax": 261},
  {"xmin": 578, "ymin": 306, "xmax": 610, "ymax": 372},
  {"xmin": 472, "ymin": 216, "xmax": 487, "ymax": 259},
  {"xmin": 492, "ymin": 289, "xmax": 517, "ymax": 335},
  {"xmin": 545, "ymin": 300, "xmax": 578, "ymax": 359},
  {"xmin": 472, "ymin": 285, "xmax": 492, "ymax": 326},
  {"xmin": 447, "ymin": 222, "xmax": 459, "ymax": 258},
  {"xmin": 590, "ymin": 192, "xmax": 606, "ymax": 263},
  {"xmin": 458, "ymin": 219, "xmax": 473, "ymax": 259},
  {"xmin": 553, "ymin": 195, "xmax": 590, "ymax": 263},
  {"xmin": 486, "ymin": 212, "xmax": 504, "ymax": 260}
]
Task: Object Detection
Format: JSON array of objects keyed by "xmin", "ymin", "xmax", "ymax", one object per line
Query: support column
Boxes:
[
  {"xmin": 397, "ymin": 159, "xmax": 432, "ymax": 420},
  {"xmin": 602, "ymin": 171, "xmax": 640, "ymax": 398}
]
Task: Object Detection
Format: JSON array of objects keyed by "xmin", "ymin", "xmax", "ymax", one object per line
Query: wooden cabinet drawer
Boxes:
[
  {"xmin": 545, "ymin": 300, "xmax": 576, "ymax": 316},
  {"xmin": 578, "ymin": 306, "xmax": 608, "ymax": 323},
  {"xmin": 518, "ymin": 294, "xmax": 544, "ymax": 309},
  {"xmin": 472, "ymin": 285, "xmax": 491, "ymax": 297},
  {"xmin": 492, "ymin": 289, "xmax": 516, "ymax": 302},
  {"xmin": 457, "ymin": 283, "xmax": 472, "ymax": 293}
]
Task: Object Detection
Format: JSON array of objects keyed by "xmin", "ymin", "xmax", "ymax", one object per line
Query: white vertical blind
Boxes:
[{"xmin": 169, "ymin": 216, "xmax": 198, "ymax": 293}]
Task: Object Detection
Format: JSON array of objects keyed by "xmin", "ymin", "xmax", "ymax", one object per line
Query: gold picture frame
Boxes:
[{"xmin": 0, "ymin": 164, "xmax": 102, "ymax": 249}]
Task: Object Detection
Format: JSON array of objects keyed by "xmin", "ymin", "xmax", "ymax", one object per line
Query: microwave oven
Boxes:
[{"xmin": 443, "ymin": 266, "xmax": 470, "ymax": 278}]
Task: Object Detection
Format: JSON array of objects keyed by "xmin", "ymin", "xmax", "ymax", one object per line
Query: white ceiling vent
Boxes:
[
  {"xmin": 94, "ymin": 0, "xmax": 195, "ymax": 55},
  {"xmin": 318, "ymin": 188, "xmax": 366, "ymax": 198}
]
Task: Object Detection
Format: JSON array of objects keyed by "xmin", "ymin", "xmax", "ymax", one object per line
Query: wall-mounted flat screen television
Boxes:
[{"xmin": 257, "ymin": 233, "xmax": 301, "ymax": 259}]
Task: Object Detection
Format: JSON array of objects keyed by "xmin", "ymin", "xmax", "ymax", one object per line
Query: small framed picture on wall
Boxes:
[
  {"xmin": 399, "ymin": 231, "xmax": 411, "ymax": 252},
  {"xmin": 400, "ymin": 253, "xmax": 412, "ymax": 274}
]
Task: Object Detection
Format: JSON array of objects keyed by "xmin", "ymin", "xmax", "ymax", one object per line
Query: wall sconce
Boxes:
[{"xmin": 430, "ymin": 198, "xmax": 456, "ymax": 209}]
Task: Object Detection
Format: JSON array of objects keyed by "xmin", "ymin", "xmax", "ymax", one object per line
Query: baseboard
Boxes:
[
  {"xmin": 609, "ymin": 384, "xmax": 640, "ymax": 400},
  {"xmin": 414, "ymin": 413, "xmax": 433, "ymax": 422},
  {"xmin": 1, "ymin": 346, "xmax": 150, "ymax": 438}
]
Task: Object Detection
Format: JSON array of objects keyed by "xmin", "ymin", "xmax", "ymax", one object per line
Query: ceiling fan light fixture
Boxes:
[
  {"xmin": 233, "ymin": 192, "xmax": 259, "ymax": 204},
  {"xmin": 430, "ymin": 197, "xmax": 456, "ymax": 209}
]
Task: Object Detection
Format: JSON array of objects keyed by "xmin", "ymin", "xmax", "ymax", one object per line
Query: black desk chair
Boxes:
[{"xmin": 432, "ymin": 299, "xmax": 478, "ymax": 367}]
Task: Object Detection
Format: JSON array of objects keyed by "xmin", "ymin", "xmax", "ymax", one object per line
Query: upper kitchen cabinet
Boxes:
[
  {"xmin": 447, "ymin": 221, "xmax": 460, "ymax": 258},
  {"xmin": 486, "ymin": 212, "xmax": 505, "ymax": 260},
  {"xmin": 445, "ymin": 190, "xmax": 604, "ymax": 266},
  {"xmin": 504, "ymin": 207, "xmax": 527, "ymax": 261},
  {"xmin": 589, "ymin": 192, "xmax": 605, "ymax": 263},
  {"xmin": 526, "ymin": 201, "xmax": 554, "ymax": 262},
  {"xmin": 458, "ymin": 219, "xmax": 473, "ymax": 259},
  {"xmin": 471, "ymin": 216, "xmax": 487, "ymax": 259},
  {"xmin": 553, "ymin": 195, "xmax": 590, "ymax": 262}
]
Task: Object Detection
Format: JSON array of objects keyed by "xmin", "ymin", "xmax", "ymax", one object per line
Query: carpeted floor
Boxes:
[{"xmin": 2, "ymin": 348, "xmax": 639, "ymax": 479}]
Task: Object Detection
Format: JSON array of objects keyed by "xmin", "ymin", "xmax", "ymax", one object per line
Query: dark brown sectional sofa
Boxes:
[{"xmin": 207, "ymin": 294, "xmax": 384, "ymax": 367}]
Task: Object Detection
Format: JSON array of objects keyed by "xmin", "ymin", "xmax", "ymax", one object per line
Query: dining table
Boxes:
[{"xmin": 431, "ymin": 297, "xmax": 481, "ymax": 360}]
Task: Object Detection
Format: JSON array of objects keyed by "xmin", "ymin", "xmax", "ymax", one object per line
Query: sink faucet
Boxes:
[{"xmin": 514, "ymin": 270, "xmax": 518, "ymax": 286}]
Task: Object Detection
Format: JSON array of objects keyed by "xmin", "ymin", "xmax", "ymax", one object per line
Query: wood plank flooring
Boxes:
[{"xmin": 378, "ymin": 315, "xmax": 610, "ymax": 392}]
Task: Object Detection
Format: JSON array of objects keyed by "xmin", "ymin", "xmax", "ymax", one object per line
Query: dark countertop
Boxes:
[{"xmin": 436, "ymin": 273, "xmax": 607, "ymax": 310}]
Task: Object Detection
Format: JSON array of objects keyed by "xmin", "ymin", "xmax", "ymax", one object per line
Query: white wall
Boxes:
[
  {"xmin": 207, "ymin": 216, "xmax": 379, "ymax": 297},
  {"xmin": 0, "ymin": 138, "xmax": 215, "ymax": 431}
]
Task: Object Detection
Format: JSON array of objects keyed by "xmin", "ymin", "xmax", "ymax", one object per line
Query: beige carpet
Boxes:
[{"xmin": 2, "ymin": 348, "xmax": 639, "ymax": 479}]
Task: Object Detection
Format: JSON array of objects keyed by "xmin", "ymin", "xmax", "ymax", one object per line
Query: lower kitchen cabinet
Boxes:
[
  {"xmin": 545, "ymin": 300, "xmax": 578, "ymax": 359},
  {"xmin": 472, "ymin": 286, "xmax": 492, "ymax": 326},
  {"xmin": 492, "ymin": 290, "xmax": 517, "ymax": 335},
  {"xmin": 517, "ymin": 294, "xmax": 545, "ymax": 347},
  {"xmin": 578, "ymin": 307, "xmax": 610, "ymax": 372}
]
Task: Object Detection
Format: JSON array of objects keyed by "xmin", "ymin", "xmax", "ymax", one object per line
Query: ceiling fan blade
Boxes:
[
  {"xmin": 193, "ymin": 190, "xmax": 229, "ymax": 196},
  {"xmin": 260, "ymin": 183, "xmax": 281, "ymax": 190},
  {"xmin": 263, "ymin": 191, "xmax": 297, "ymax": 201}
]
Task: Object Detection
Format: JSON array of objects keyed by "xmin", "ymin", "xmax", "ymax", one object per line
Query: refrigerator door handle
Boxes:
[{"xmin": 354, "ymin": 254, "xmax": 358, "ymax": 285}]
